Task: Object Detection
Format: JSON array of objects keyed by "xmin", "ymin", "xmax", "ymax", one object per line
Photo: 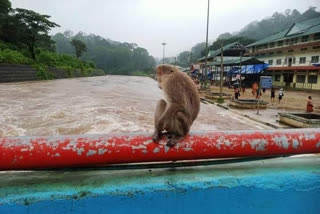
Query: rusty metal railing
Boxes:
[{"xmin": 0, "ymin": 128, "xmax": 319, "ymax": 170}]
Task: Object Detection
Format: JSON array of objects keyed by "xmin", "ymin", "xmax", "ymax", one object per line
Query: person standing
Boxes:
[
  {"xmin": 234, "ymin": 87, "xmax": 240, "ymax": 100},
  {"xmin": 307, "ymin": 96, "xmax": 313, "ymax": 112},
  {"xmin": 278, "ymin": 88, "xmax": 284, "ymax": 103},
  {"xmin": 252, "ymin": 82, "xmax": 258, "ymax": 96},
  {"xmin": 271, "ymin": 87, "xmax": 275, "ymax": 103}
]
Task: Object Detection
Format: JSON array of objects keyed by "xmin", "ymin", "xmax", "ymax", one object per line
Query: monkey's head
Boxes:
[{"xmin": 155, "ymin": 64, "xmax": 179, "ymax": 89}]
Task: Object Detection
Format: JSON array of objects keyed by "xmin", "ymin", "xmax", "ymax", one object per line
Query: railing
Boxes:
[{"xmin": 1, "ymin": 128, "xmax": 319, "ymax": 170}]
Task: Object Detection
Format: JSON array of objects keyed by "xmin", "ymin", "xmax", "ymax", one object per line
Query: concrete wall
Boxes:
[{"xmin": 0, "ymin": 64, "xmax": 104, "ymax": 83}]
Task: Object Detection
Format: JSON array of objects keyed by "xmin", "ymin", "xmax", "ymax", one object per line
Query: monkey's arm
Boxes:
[{"xmin": 156, "ymin": 103, "xmax": 185, "ymax": 132}]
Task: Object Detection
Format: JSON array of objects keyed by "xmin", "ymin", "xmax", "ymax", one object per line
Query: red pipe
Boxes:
[{"xmin": 0, "ymin": 129, "xmax": 319, "ymax": 170}]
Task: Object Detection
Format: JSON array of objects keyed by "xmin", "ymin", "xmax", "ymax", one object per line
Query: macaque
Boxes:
[{"xmin": 152, "ymin": 64, "xmax": 200, "ymax": 147}]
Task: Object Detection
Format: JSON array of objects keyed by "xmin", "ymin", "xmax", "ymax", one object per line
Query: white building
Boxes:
[{"xmin": 246, "ymin": 16, "xmax": 320, "ymax": 90}]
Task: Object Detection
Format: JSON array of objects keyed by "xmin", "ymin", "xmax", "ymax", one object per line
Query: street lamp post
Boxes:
[
  {"xmin": 161, "ymin": 42, "xmax": 167, "ymax": 64},
  {"xmin": 203, "ymin": 0, "xmax": 210, "ymax": 90}
]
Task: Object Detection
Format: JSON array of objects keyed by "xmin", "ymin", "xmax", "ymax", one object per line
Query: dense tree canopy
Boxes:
[
  {"xmin": 1, "ymin": 0, "xmax": 155, "ymax": 76},
  {"xmin": 71, "ymin": 39, "xmax": 87, "ymax": 59},
  {"xmin": 208, "ymin": 36, "xmax": 257, "ymax": 52},
  {"xmin": 14, "ymin": 8, "xmax": 60, "ymax": 59},
  {"xmin": 231, "ymin": 7, "xmax": 320, "ymax": 41},
  {"xmin": 53, "ymin": 31, "xmax": 156, "ymax": 75},
  {"xmin": 177, "ymin": 7, "xmax": 320, "ymax": 63},
  {"xmin": 0, "ymin": 2, "xmax": 59, "ymax": 60}
]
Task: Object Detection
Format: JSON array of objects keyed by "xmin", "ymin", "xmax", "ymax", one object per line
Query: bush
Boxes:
[
  {"xmin": 33, "ymin": 64, "xmax": 55, "ymax": 80},
  {"xmin": 37, "ymin": 51, "xmax": 96, "ymax": 72},
  {"xmin": 0, "ymin": 49, "xmax": 32, "ymax": 64}
]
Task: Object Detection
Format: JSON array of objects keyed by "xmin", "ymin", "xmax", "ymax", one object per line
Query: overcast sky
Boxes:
[{"xmin": 10, "ymin": 0, "xmax": 320, "ymax": 58}]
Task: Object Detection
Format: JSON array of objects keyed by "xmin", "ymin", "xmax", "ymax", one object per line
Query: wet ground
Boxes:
[
  {"xmin": 202, "ymin": 85, "xmax": 320, "ymax": 128},
  {"xmin": 207, "ymin": 85, "xmax": 320, "ymax": 112},
  {"xmin": 0, "ymin": 76, "xmax": 269, "ymax": 137}
]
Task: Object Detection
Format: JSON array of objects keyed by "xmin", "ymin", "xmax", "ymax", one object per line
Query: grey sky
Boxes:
[{"xmin": 10, "ymin": 0, "xmax": 320, "ymax": 58}]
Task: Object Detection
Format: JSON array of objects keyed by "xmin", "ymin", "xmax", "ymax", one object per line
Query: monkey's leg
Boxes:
[
  {"xmin": 166, "ymin": 112, "xmax": 190, "ymax": 147},
  {"xmin": 152, "ymin": 99, "xmax": 167, "ymax": 142}
]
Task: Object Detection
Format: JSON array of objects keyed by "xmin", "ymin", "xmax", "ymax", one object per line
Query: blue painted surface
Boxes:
[{"xmin": 1, "ymin": 156, "xmax": 320, "ymax": 214}]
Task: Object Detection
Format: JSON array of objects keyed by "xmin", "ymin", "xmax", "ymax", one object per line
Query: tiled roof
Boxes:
[{"xmin": 247, "ymin": 16, "xmax": 320, "ymax": 47}]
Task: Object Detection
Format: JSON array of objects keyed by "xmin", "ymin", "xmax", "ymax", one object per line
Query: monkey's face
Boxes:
[{"xmin": 156, "ymin": 65, "xmax": 175, "ymax": 89}]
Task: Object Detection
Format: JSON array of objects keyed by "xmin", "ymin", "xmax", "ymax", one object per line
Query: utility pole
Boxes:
[
  {"xmin": 219, "ymin": 42, "xmax": 224, "ymax": 100},
  {"xmin": 202, "ymin": 0, "xmax": 210, "ymax": 90},
  {"xmin": 161, "ymin": 42, "xmax": 167, "ymax": 64},
  {"xmin": 239, "ymin": 52, "xmax": 243, "ymax": 90}
]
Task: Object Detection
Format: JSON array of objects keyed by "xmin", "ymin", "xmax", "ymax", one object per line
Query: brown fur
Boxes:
[{"xmin": 152, "ymin": 64, "xmax": 200, "ymax": 147}]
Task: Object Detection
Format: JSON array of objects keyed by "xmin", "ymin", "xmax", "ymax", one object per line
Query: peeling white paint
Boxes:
[
  {"xmin": 143, "ymin": 140, "xmax": 153, "ymax": 145},
  {"xmin": 77, "ymin": 148, "xmax": 85, "ymax": 156},
  {"xmin": 250, "ymin": 139, "xmax": 267, "ymax": 151},
  {"xmin": 165, "ymin": 145, "xmax": 170, "ymax": 153},
  {"xmin": 273, "ymin": 136, "xmax": 289, "ymax": 149},
  {"xmin": 183, "ymin": 147, "xmax": 193, "ymax": 152},
  {"xmin": 87, "ymin": 150, "xmax": 97, "ymax": 156},
  {"xmin": 292, "ymin": 139, "xmax": 299, "ymax": 149},
  {"xmin": 305, "ymin": 134, "xmax": 316, "ymax": 140},
  {"xmin": 153, "ymin": 148, "xmax": 160, "ymax": 153},
  {"xmin": 241, "ymin": 141, "xmax": 247, "ymax": 148},
  {"xmin": 98, "ymin": 148, "xmax": 107, "ymax": 155},
  {"xmin": 131, "ymin": 145, "xmax": 146, "ymax": 150}
]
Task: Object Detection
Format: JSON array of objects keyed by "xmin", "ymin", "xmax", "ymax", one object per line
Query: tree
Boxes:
[
  {"xmin": 191, "ymin": 42, "xmax": 206, "ymax": 61},
  {"xmin": 71, "ymin": 39, "xmax": 87, "ymax": 59},
  {"xmin": 217, "ymin": 32, "xmax": 233, "ymax": 40},
  {"xmin": 0, "ymin": 0, "xmax": 12, "ymax": 40},
  {"xmin": 0, "ymin": 0, "xmax": 11, "ymax": 15},
  {"xmin": 177, "ymin": 51, "xmax": 190, "ymax": 67},
  {"xmin": 53, "ymin": 31, "xmax": 155, "ymax": 74},
  {"xmin": 208, "ymin": 36, "xmax": 256, "ymax": 52},
  {"xmin": 14, "ymin": 8, "xmax": 60, "ymax": 60},
  {"xmin": 52, "ymin": 32, "xmax": 73, "ymax": 54}
]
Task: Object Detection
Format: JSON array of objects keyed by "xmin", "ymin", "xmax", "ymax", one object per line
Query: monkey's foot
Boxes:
[
  {"xmin": 166, "ymin": 138, "xmax": 178, "ymax": 147},
  {"xmin": 152, "ymin": 131, "xmax": 160, "ymax": 143},
  {"xmin": 166, "ymin": 135, "xmax": 184, "ymax": 147}
]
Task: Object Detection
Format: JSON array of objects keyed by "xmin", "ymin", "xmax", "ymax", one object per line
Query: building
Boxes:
[
  {"xmin": 196, "ymin": 42, "xmax": 266, "ymax": 85},
  {"xmin": 246, "ymin": 16, "xmax": 320, "ymax": 90}
]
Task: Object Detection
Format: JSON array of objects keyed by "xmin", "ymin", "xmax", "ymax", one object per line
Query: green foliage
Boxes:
[
  {"xmin": 0, "ymin": 1, "xmax": 105, "ymax": 80},
  {"xmin": 0, "ymin": 5, "xmax": 60, "ymax": 60},
  {"xmin": 131, "ymin": 69, "xmax": 154, "ymax": 77},
  {"xmin": 13, "ymin": 8, "xmax": 60, "ymax": 60},
  {"xmin": 37, "ymin": 50, "xmax": 95, "ymax": 70},
  {"xmin": 223, "ymin": 7, "xmax": 320, "ymax": 41},
  {"xmin": 71, "ymin": 39, "xmax": 87, "ymax": 59},
  {"xmin": 92, "ymin": 69, "xmax": 106, "ymax": 76},
  {"xmin": 178, "ymin": 7, "xmax": 320, "ymax": 62},
  {"xmin": 0, "ymin": 48, "xmax": 32, "ymax": 64},
  {"xmin": 53, "ymin": 31, "xmax": 156, "ymax": 75},
  {"xmin": 0, "ymin": 0, "xmax": 11, "ymax": 14},
  {"xmin": 33, "ymin": 64, "xmax": 55, "ymax": 80},
  {"xmin": 208, "ymin": 36, "xmax": 257, "ymax": 52},
  {"xmin": 190, "ymin": 42, "xmax": 206, "ymax": 62},
  {"xmin": 177, "ymin": 51, "xmax": 191, "ymax": 67}
]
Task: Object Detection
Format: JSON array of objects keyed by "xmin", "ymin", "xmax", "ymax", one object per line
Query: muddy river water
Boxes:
[{"xmin": 0, "ymin": 76, "xmax": 267, "ymax": 137}]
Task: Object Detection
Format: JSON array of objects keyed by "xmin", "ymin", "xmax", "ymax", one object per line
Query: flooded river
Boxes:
[{"xmin": 0, "ymin": 76, "xmax": 267, "ymax": 137}]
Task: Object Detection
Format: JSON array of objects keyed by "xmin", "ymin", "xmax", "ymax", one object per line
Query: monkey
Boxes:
[{"xmin": 152, "ymin": 64, "xmax": 200, "ymax": 147}]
